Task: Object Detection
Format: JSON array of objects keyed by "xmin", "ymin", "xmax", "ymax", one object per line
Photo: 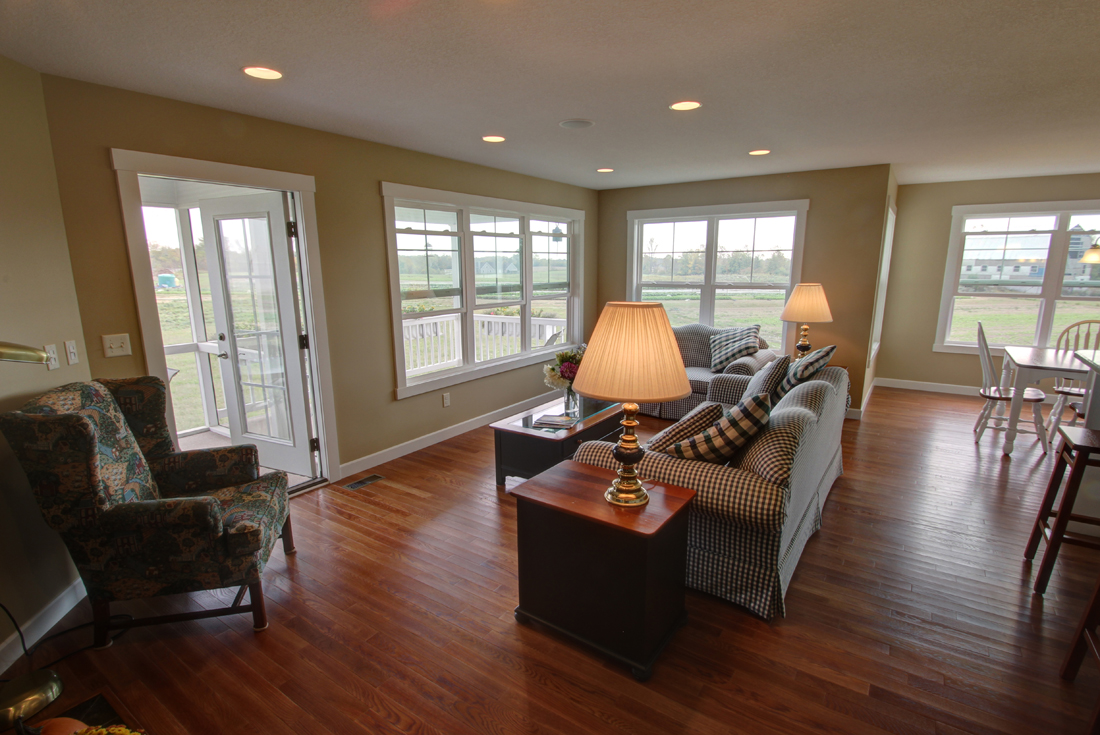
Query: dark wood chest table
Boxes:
[
  {"xmin": 511, "ymin": 460, "xmax": 696, "ymax": 680},
  {"xmin": 491, "ymin": 395, "xmax": 623, "ymax": 490}
]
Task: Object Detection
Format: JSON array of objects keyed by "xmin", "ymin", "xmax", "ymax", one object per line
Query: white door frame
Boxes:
[{"xmin": 111, "ymin": 149, "xmax": 342, "ymax": 482}]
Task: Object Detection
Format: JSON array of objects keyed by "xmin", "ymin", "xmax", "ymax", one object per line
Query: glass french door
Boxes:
[{"xmin": 199, "ymin": 194, "xmax": 314, "ymax": 476}]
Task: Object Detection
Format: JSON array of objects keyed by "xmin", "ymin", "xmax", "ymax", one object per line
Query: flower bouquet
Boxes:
[{"xmin": 544, "ymin": 345, "xmax": 585, "ymax": 415}]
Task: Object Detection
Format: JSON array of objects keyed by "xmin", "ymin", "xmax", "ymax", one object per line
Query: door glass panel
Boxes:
[
  {"xmin": 217, "ymin": 214, "xmax": 292, "ymax": 441},
  {"xmin": 188, "ymin": 208, "xmax": 217, "ymax": 341},
  {"xmin": 165, "ymin": 353, "xmax": 204, "ymax": 433},
  {"xmin": 142, "ymin": 207, "xmax": 192, "ymax": 346}
]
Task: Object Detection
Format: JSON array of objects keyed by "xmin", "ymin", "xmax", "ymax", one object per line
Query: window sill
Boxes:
[
  {"xmin": 933, "ymin": 342, "xmax": 1007, "ymax": 357},
  {"xmin": 396, "ymin": 346, "xmax": 573, "ymax": 400}
]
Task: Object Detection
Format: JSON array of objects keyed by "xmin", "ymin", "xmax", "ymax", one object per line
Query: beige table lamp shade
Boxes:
[
  {"xmin": 780, "ymin": 283, "xmax": 833, "ymax": 323},
  {"xmin": 572, "ymin": 302, "xmax": 690, "ymax": 403}
]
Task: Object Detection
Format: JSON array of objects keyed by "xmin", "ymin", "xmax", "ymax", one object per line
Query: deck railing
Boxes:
[{"xmin": 402, "ymin": 313, "xmax": 566, "ymax": 376}]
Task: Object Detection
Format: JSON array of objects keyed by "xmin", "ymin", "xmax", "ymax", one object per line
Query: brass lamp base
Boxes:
[
  {"xmin": 793, "ymin": 323, "xmax": 812, "ymax": 360},
  {"xmin": 606, "ymin": 402, "xmax": 649, "ymax": 507},
  {"xmin": 0, "ymin": 670, "xmax": 62, "ymax": 729}
]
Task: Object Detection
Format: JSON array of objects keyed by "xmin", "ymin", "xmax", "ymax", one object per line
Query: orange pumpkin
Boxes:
[{"xmin": 35, "ymin": 718, "xmax": 88, "ymax": 735}]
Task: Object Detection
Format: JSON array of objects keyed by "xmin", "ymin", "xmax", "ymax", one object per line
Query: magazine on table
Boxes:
[{"xmin": 533, "ymin": 413, "xmax": 578, "ymax": 429}]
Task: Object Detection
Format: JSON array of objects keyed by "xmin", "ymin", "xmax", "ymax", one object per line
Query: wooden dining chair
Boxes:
[
  {"xmin": 974, "ymin": 322, "xmax": 1049, "ymax": 452},
  {"xmin": 1046, "ymin": 320, "xmax": 1100, "ymax": 438}
]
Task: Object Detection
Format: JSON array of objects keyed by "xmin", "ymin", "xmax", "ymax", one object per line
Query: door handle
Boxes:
[{"xmin": 217, "ymin": 352, "xmax": 230, "ymax": 360}]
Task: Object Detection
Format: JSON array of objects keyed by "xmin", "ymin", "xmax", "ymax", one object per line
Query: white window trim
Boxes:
[
  {"xmin": 625, "ymin": 199, "xmax": 810, "ymax": 353},
  {"xmin": 382, "ymin": 182, "xmax": 585, "ymax": 400},
  {"xmin": 933, "ymin": 199, "xmax": 1100, "ymax": 356}
]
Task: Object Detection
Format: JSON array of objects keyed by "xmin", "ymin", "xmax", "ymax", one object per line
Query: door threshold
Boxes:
[{"xmin": 289, "ymin": 477, "xmax": 328, "ymax": 497}]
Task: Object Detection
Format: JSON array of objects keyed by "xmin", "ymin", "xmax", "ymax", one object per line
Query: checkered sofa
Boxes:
[
  {"xmin": 576, "ymin": 364, "xmax": 850, "ymax": 620},
  {"xmin": 639, "ymin": 323, "xmax": 778, "ymax": 420}
]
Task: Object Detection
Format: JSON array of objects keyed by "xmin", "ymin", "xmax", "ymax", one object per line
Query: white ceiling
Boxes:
[{"xmin": 3, "ymin": 0, "xmax": 1098, "ymax": 190}]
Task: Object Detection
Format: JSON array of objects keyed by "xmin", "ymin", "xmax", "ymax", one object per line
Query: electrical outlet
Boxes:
[
  {"xmin": 102, "ymin": 333, "xmax": 132, "ymax": 358},
  {"xmin": 65, "ymin": 340, "xmax": 79, "ymax": 365},
  {"xmin": 43, "ymin": 344, "xmax": 59, "ymax": 371},
  {"xmin": 442, "ymin": 392, "xmax": 451, "ymax": 408}
]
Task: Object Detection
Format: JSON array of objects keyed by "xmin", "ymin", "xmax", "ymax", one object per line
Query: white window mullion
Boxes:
[
  {"xmin": 700, "ymin": 216, "xmax": 718, "ymax": 325},
  {"xmin": 1038, "ymin": 218, "xmax": 1071, "ymax": 346},
  {"xmin": 460, "ymin": 208, "xmax": 476, "ymax": 365},
  {"xmin": 521, "ymin": 217, "xmax": 532, "ymax": 352}
]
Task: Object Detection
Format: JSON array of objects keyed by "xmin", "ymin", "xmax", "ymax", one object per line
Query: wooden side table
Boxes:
[
  {"xmin": 511, "ymin": 460, "xmax": 696, "ymax": 681},
  {"xmin": 491, "ymin": 396, "xmax": 624, "ymax": 490}
]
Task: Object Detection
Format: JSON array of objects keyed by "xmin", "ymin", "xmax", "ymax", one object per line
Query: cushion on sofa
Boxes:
[
  {"xmin": 733, "ymin": 406, "xmax": 817, "ymax": 487},
  {"xmin": 685, "ymin": 366, "xmax": 719, "ymax": 394},
  {"xmin": 666, "ymin": 394, "xmax": 772, "ymax": 463},
  {"xmin": 710, "ymin": 325, "xmax": 760, "ymax": 372},
  {"xmin": 647, "ymin": 402, "xmax": 725, "ymax": 452},
  {"xmin": 745, "ymin": 355, "xmax": 791, "ymax": 399},
  {"xmin": 776, "ymin": 345, "xmax": 836, "ymax": 399}
]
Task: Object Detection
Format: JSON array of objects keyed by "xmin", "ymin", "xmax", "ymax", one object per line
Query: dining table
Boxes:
[{"xmin": 998, "ymin": 345, "xmax": 1091, "ymax": 455}]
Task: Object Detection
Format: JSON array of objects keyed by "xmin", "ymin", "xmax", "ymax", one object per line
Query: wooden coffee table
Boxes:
[
  {"xmin": 511, "ymin": 460, "xmax": 696, "ymax": 681},
  {"xmin": 491, "ymin": 395, "xmax": 624, "ymax": 490}
]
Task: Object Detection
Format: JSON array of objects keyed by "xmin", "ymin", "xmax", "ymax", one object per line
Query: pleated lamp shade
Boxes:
[
  {"xmin": 572, "ymin": 302, "xmax": 691, "ymax": 404},
  {"xmin": 780, "ymin": 283, "xmax": 833, "ymax": 323}
]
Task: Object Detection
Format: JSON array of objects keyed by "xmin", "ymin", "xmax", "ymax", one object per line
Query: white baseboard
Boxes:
[
  {"xmin": 339, "ymin": 391, "xmax": 559, "ymax": 479},
  {"xmin": 0, "ymin": 578, "xmax": 86, "ymax": 674},
  {"xmin": 873, "ymin": 377, "xmax": 1059, "ymax": 403},
  {"xmin": 846, "ymin": 407, "xmax": 863, "ymax": 420}
]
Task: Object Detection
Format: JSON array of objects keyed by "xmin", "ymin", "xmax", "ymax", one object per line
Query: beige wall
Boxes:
[
  {"xmin": 0, "ymin": 56, "xmax": 88, "ymax": 650},
  {"xmin": 597, "ymin": 164, "xmax": 893, "ymax": 409},
  {"xmin": 39, "ymin": 75, "xmax": 599, "ymax": 466},
  {"xmin": 878, "ymin": 173, "xmax": 1100, "ymax": 387}
]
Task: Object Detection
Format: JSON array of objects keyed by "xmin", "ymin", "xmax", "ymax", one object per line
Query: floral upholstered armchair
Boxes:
[{"xmin": 0, "ymin": 376, "xmax": 293, "ymax": 646}]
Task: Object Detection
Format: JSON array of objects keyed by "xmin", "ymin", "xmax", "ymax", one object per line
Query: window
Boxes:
[
  {"xmin": 383, "ymin": 183, "xmax": 583, "ymax": 398},
  {"xmin": 626, "ymin": 200, "xmax": 809, "ymax": 347},
  {"xmin": 935, "ymin": 201, "xmax": 1100, "ymax": 352}
]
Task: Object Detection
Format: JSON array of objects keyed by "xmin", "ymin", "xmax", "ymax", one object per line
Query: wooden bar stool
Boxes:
[
  {"xmin": 1061, "ymin": 568, "xmax": 1100, "ymax": 734},
  {"xmin": 1024, "ymin": 426, "xmax": 1100, "ymax": 595}
]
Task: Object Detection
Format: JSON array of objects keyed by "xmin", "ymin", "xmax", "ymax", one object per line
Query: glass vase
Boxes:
[{"xmin": 563, "ymin": 387, "xmax": 579, "ymax": 417}]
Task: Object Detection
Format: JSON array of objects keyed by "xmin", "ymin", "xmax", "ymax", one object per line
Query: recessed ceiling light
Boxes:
[
  {"xmin": 482, "ymin": 135, "xmax": 506, "ymax": 143},
  {"xmin": 560, "ymin": 119, "xmax": 594, "ymax": 129},
  {"xmin": 749, "ymin": 149, "xmax": 771, "ymax": 156},
  {"xmin": 243, "ymin": 66, "xmax": 282, "ymax": 80},
  {"xmin": 596, "ymin": 168, "xmax": 614, "ymax": 173},
  {"xmin": 669, "ymin": 101, "xmax": 701, "ymax": 111}
]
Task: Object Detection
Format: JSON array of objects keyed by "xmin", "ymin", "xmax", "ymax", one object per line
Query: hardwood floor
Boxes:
[{"xmin": 9, "ymin": 387, "xmax": 1100, "ymax": 733}]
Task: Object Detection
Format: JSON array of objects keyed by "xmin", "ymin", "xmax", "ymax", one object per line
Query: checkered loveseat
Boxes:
[
  {"xmin": 640, "ymin": 323, "xmax": 778, "ymax": 420},
  {"xmin": 576, "ymin": 363, "xmax": 850, "ymax": 620}
]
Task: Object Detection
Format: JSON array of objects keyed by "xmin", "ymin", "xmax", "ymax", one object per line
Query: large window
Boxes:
[
  {"xmin": 383, "ymin": 183, "xmax": 583, "ymax": 398},
  {"xmin": 626, "ymin": 200, "xmax": 809, "ymax": 347},
  {"xmin": 935, "ymin": 201, "xmax": 1100, "ymax": 352}
]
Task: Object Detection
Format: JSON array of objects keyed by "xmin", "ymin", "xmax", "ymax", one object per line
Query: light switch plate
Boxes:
[
  {"xmin": 102, "ymin": 333, "xmax": 132, "ymax": 358},
  {"xmin": 65, "ymin": 340, "xmax": 79, "ymax": 365},
  {"xmin": 43, "ymin": 344, "xmax": 59, "ymax": 370}
]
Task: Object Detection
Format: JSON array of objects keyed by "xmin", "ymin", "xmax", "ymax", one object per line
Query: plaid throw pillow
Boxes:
[
  {"xmin": 744, "ymin": 355, "xmax": 791, "ymax": 399},
  {"xmin": 646, "ymin": 403, "xmax": 725, "ymax": 452},
  {"xmin": 776, "ymin": 345, "xmax": 836, "ymax": 399},
  {"xmin": 709, "ymin": 325, "xmax": 760, "ymax": 372},
  {"xmin": 665, "ymin": 394, "xmax": 772, "ymax": 463}
]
